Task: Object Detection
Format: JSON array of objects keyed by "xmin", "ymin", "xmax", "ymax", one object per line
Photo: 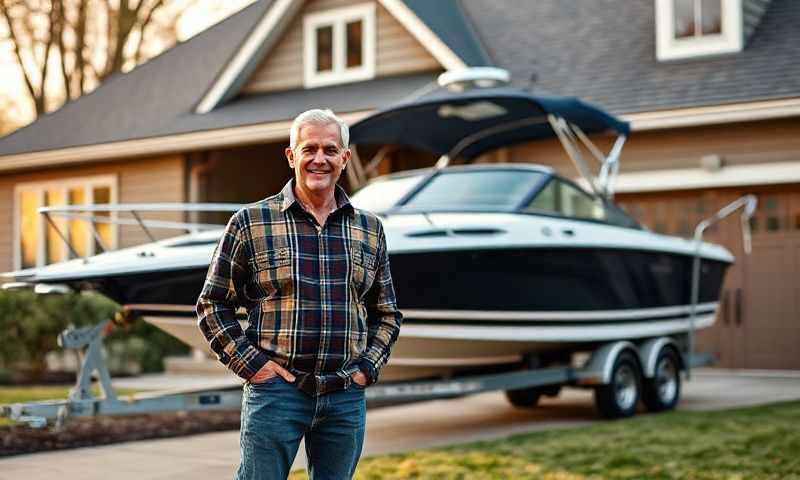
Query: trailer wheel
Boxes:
[
  {"xmin": 594, "ymin": 351, "xmax": 641, "ymax": 419},
  {"xmin": 642, "ymin": 347, "xmax": 681, "ymax": 412},
  {"xmin": 540, "ymin": 384, "xmax": 562, "ymax": 398},
  {"xmin": 505, "ymin": 387, "xmax": 542, "ymax": 408}
]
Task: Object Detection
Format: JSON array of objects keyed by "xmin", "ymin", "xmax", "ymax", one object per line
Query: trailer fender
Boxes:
[
  {"xmin": 639, "ymin": 338, "xmax": 683, "ymax": 378},
  {"xmin": 578, "ymin": 341, "xmax": 639, "ymax": 385}
]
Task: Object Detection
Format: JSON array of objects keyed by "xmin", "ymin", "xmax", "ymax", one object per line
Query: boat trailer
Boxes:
[
  {"xmin": 2, "ymin": 321, "xmax": 712, "ymax": 428},
  {"xmin": 1, "ymin": 193, "xmax": 755, "ymax": 427}
]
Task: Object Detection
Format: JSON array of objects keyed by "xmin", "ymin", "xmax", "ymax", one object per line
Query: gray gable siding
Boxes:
[{"xmin": 461, "ymin": 0, "xmax": 800, "ymax": 114}]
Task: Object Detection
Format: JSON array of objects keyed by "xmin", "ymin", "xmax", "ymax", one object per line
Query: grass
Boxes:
[
  {"xmin": 290, "ymin": 401, "xmax": 800, "ymax": 480},
  {"xmin": 0, "ymin": 384, "xmax": 142, "ymax": 428}
]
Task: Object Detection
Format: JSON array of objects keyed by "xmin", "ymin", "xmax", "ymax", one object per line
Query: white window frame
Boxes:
[
  {"xmin": 303, "ymin": 3, "xmax": 376, "ymax": 88},
  {"xmin": 13, "ymin": 175, "xmax": 119, "ymax": 270},
  {"xmin": 655, "ymin": 0, "xmax": 742, "ymax": 61}
]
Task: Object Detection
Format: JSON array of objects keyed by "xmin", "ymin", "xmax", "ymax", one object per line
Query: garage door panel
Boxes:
[{"xmin": 742, "ymin": 237, "xmax": 800, "ymax": 369}]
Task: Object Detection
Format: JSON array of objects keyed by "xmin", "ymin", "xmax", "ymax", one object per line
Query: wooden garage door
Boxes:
[
  {"xmin": 730, "ymin": 189, "xmax": 800, "ymax": 369},
  {"xmin": 738, "ymin": 232, "xmax": 800, "ymax": 368},
  {"xmin": 617, "ymin": 186, "xmax": 800, "ymax": 370}
]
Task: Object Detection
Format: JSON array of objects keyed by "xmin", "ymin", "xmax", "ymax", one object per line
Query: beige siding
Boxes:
[
  {"xmin": 117, "ymin": 156, "xmax": 186, "ymax": 247},
  {"xmin": 373, "ymin": 1, "xmax": 440, "ymax": 77},
  {"xmin": 242, "ymin": 0, "xmax": 441, "ymax": 94},
  {"xmin": 0, "ymin": 178, "xmax": 14, "ymax": 273},
  {"xmin": 0, "ymin": 156, "xmax": 185, "ymax": 272}
]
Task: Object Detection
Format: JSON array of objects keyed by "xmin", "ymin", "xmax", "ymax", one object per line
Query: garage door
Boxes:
[{"xmin": 617, "ymin": 186, "xmax": 800, "ymax": 370}]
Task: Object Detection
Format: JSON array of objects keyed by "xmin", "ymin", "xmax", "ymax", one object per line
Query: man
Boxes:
[{"xmin": 196, "ymin": 109, "xmax": 402, "ymax": 480}]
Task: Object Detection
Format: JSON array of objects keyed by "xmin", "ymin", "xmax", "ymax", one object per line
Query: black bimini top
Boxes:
[{"xmin": 348, "ymin": 87, "xmax": 630, "ymax": 160}]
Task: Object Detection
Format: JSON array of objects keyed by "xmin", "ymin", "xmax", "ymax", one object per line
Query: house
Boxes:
[{"xmin": 0, "ymin": 0, "xmax": 797, "ymax": 369}]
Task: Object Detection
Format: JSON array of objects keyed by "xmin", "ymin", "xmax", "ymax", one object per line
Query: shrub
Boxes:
[{"xmin": 0, "ymin": 289, "xmax": 189, "ymax": 382}]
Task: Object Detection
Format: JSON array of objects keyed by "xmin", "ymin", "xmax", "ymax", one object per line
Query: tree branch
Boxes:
[
  {"xmin": 0, "ymin": 0, "xmax": 42, "ymax": 114},
  {"xmin": 74, "ymin": 0, "xmax": 87, "ymax": 95},
  {"xmin": 133, "ymin": 0, "xmax": 164, "ymax": 64},
  {"xmin": 39, "ymin": 0, "xmax": 61, "ymax": 110},
  {"xmin": 2, "ymin": 0, "xmax": 193, "ymax": 117},
  {"xmin": 54, "ymin": 0, "xmax": 73, "ymax": 99}
]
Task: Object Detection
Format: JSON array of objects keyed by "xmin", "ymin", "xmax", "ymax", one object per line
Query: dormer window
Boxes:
[
  {"xmin": 655, "ymin": 0, "xmax": 742, "ymax": 61},
  {"xmin": 674, "ymin": 0, "xmax": 721, "ymax": 38},
  {"xmin": 303, "ymin": 3, "xmax": 375, "ymax": 88}
]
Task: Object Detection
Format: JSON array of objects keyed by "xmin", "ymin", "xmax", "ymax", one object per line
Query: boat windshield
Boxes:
[
  {"xmin": 350, "ymin": 174, "xmax": 426, "ymax": 212},
  {"xmin": 401, "ymin": 170, "xmax": 547, "ymax": 210}
]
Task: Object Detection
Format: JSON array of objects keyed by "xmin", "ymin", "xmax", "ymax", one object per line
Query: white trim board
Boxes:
[
  {"xmin": 609, "ymin": 161, "xmax": 800, "ymax": 193},
  {"xmin": 622, "ymin": 98, "xmax": 800, "ymax": 131},
  {"xmin": 195, "ymin": 0, "xmax": 302, "ymax": 114}
]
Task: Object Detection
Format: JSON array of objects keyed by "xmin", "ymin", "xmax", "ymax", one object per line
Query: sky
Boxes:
[{"xmin": 0, "ymin": 0, "xmax": 255, "ymax": 128}]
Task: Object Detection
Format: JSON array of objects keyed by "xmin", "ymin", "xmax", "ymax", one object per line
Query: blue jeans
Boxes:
[{"xmin": 236, "ymin": 376, "xmax": 366, "ymax": 480}]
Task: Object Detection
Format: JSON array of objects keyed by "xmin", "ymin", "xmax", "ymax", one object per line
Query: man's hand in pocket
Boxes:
[
  {"xmin": 250, "ymin": 360, "xmax": 296, "ymax": 384},
  {"xmin": 351, "ymin": 371, "xmax": 368, "ymax": 386}
]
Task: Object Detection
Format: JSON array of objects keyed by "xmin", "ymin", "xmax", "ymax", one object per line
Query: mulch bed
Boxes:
[{"xmin": 0, "ymin": 410, "xmax": 241, "ymax": 457}]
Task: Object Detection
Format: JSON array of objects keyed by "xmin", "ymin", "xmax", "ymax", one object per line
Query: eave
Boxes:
[{"xmin": 0, "ymin": 111, "xmax": 372, "ymax": 173}]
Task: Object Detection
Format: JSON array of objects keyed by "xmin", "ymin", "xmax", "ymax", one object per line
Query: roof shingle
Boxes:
[{"xmin": 1, "ymin": 0, "xmax": 798, "ymax": 158}]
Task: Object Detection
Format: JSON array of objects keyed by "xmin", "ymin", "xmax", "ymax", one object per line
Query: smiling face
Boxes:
[{"xmin": 285, "ymin": 122, "xmax": 351, "ymax": 201}]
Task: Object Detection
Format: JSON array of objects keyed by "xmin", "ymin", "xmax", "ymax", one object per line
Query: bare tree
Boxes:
[
  {"xmin": 0, "ymin": 95, "xmax": 22, "ymax": 135},
  {"xmin": 0, "ymin": 0, "xmax": 200, "ymax": 117}
]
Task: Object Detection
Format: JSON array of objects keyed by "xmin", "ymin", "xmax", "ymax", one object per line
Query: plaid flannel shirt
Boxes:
[{"xmin": 196, "ymin": 180, "xmax": 403, "ymax": 396}]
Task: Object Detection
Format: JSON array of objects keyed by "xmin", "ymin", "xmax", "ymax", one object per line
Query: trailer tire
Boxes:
[
  {"xmin": 541, "ymin": 384, "xmax": 562, "ymax": 397},
  {"xmin": 505, "ymin": 387, "xmax": 542, "ymax": 408},
  {"xmin": 642, "ymin": 347, "xmax": 681, "ymax": 412},
  {"xmin": 594, "ymin": 351, "xmax": 641, "ymax": 419}
]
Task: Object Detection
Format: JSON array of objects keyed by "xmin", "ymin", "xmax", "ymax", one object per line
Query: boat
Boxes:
[{"xmin": 1, "ymin": 69, "xmax": 735, "ymax": 382}]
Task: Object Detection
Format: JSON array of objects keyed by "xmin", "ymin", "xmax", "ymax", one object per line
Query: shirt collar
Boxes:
[{"xmin": 279, "ymin": 179, "xmax": 355, "ymax": 217}]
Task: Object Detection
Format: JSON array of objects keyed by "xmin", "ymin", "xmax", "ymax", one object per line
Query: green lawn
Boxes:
[{"xmin": 294, "ymin": 401, "xmax": 800, "ymax": 480}]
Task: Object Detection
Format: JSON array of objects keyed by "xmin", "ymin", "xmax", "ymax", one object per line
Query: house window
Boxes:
[
  {"xmin": 655, "ymin": 0, "xmax": 742, "ymax": 61},
  {"xmin": 674, "ymin": 0, "xmax": 722, "ymax": 38},
  {"xmin": 303, "ymin": 3, "xmax": 375, "ymax": 88},
  {"xmin": 14, "ymin": 176, "xmax": 117, "ymax": 269}
]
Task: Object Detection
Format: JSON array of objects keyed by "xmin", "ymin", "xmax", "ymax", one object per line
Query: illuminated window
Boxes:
[
  {"xmin": 68, "ymin": 187, "xmax": 89, "ymax": 258},
  {"xmin": 44, "ymin": 190, "xmax": 66, "ymax": 264},
  {"xmin": 655, "ymin": 0, "xmax": 742, "ymax": 61},
  {"xmin": 93, "ymin": 186, "xmax": 112, "ymax": 253},
  {"xmin": 19, "ymin": 191, "xmax": 39, "ymax": 269},
  {"xmin": 303, "ymin": 3, "xmax": 375, "ymax": 88},
  {"xmin": 14, "ymin": 176, "xmax": 117, "ymax": 269}
]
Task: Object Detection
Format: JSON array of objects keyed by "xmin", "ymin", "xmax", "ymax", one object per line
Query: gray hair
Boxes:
[{"xmin": 289, "ymin": 109, "xmax": 350, "ymax": 150}]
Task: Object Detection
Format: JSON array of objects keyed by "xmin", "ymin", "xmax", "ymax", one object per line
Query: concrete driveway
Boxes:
[{"xmin": 1, "ymin": 369, "xmax": 799, "ymax": 480}]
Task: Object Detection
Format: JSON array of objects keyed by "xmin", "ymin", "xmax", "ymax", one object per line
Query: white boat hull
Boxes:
[{"xmin": 143, "ymin": 305, "xmax": 717, "ymax": 382}]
